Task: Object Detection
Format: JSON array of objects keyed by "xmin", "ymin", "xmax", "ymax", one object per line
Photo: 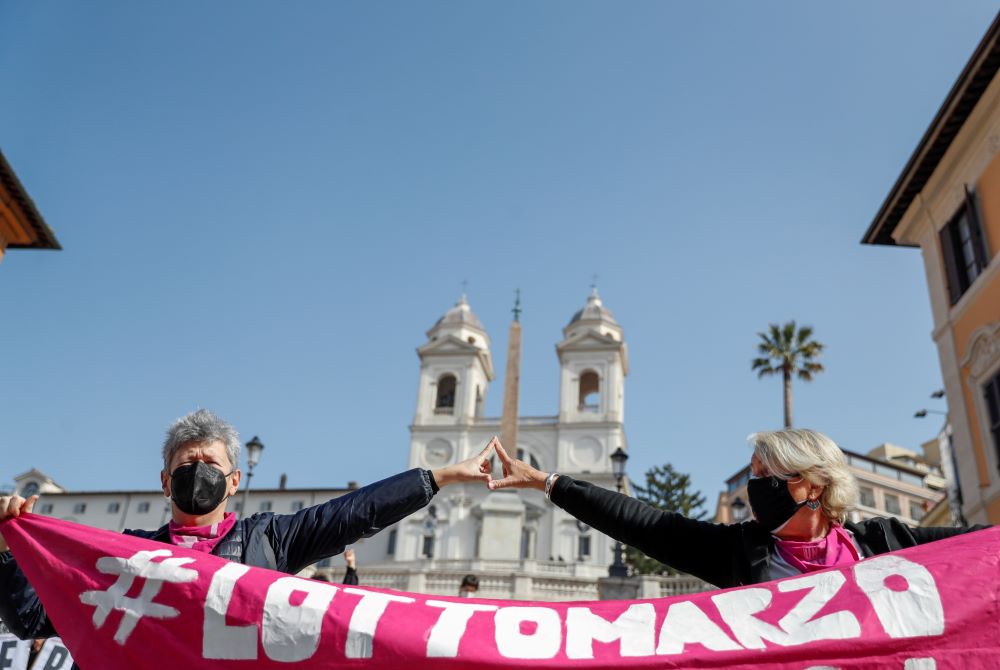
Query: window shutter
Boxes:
[
  {"xmin": 965, "ymin": 186, "xmax": 991, "ymax": 270},
  {"xmin": 939, "ymin": 224, "xmax": 962, "ymax": 305}
]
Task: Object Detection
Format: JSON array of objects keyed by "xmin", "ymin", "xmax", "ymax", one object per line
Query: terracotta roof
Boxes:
[{"xmin": 0, "ymin": 149, "xmax": 61, "ymax": 250}]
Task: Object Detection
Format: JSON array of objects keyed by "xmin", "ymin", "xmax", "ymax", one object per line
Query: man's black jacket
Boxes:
[
  {"xmin": 0, "ymin": 468, "xmax": 436, "ymax": 640},
  {"xmin": 551, "ymin": 475, "xmax": 987, "ymax": 588}
]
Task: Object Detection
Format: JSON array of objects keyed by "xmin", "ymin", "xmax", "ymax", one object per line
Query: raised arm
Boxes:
[
  {"xmin": 273, "ymin": 439, "xmax": 497, "ymax": 573},
  {"xmin": 489, "ymin": 442, "xmax": 744, "ymax": 587}
]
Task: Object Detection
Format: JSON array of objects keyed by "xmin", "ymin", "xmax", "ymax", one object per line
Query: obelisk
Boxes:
[
  {"xmin": 499, "ymin": 290, "xmax": 522, "ymax": 453},
  {"xmin": 480, "ymin": 289, "xmax": 527, "ymax": 561}
]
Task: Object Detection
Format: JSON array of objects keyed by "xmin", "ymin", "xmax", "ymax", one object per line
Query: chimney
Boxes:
[{"xmin": 279, "ymin": 473, "xmax": 287, "ymax": 490}]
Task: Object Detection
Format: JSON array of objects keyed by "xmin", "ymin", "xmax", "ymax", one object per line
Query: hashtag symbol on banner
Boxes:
[{"xmin": 79, "ymin": 549, "xmax": 199, "ymax": 645}]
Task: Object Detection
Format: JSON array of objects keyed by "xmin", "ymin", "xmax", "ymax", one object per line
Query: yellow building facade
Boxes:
[
  {"xmin": 863, "ymin": 14, "xmax": 1000, "ymax": 524},
  {"xmin": 0, "ymin": 150, "xmax": 60, "ymax": 263}
]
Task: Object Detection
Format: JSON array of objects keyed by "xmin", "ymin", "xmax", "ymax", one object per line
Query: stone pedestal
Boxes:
[
  {"xmin": 476, "ymin": 491, "xmax": 525, "ymax": 560},
  {"xmin": 597, "ymin": 575, "xmax": 640, "ymax": 601}
]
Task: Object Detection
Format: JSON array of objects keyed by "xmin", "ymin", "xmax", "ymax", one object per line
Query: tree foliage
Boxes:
[
  {"xmin": 751, "ymin": 321, "xmax": 825, "ymax": 428},
  {"xmin": 624, "ymin": 463, "xmax": 706, "ymax": 576}
]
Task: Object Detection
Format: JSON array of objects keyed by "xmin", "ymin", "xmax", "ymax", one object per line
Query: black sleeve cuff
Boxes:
[
  {"xmin": 550, "ymin": 474, "xmax": 574, "ymax": 504},
  {"xmin": 424, "ymin": 469, "xmax": 440, "ymax": 494}
]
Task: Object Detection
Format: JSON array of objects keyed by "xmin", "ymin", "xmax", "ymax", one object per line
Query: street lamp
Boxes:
[
  {"xmin": 240, "ymin": 436, "xmax": 265, "ymax": 519},
  {"xmin": 608, "ymin": 447, "xmax": 629, "ymax": 578},
  {"xmin": 730, "ymin": 496, "xmax": 748, "ymax": 523},
  {"xmin": 914, "ymin": 401, "xmax": 967, "ymax": 528}
]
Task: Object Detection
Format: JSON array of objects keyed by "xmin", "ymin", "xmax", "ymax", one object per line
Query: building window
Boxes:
[
  {"xmin": 137, "ymin": 502, "xmax": 150, "ymax": 513},
  {"xmin": 884, "ymin": 494, "xmax": 901, "ymax": 516},
  {"xmin": 435, "ymin": 374, "xmax": 457, "ymax": 414},
  {"xmin": 291, "ymin": 500, "xmax": 304, "ymax": 512},
  {"xmin": 984, "ymin": 370, "xmax": 1000, "ymax": 469},
  {"xmin": 259, "ymin": 501, "xmax": 272, "ymax": 512},
  {"xmin": 940, "ymin": 189, "xmax": 990, "ymax": 305},
  {"xmin": 422, "ymin": 535, "xmax": 435, "ymax": 559},
  {"xmin": 520, "ymin": 527, "xmax": 534, "ymax": 560},
  {"xmin": 577, "ymin": 535, "xmax": 592, "ymax": 560},
  {"xmin": 909, "ymin": 500, "xmax": 927, "ymax": 522},
  {"xmin": 234, "ymin": 502, "xmax": 243, "ymax": 513},
  {"xmin": 108, "ymin": 502, "xmax": 121, "ymax": 514},
  {"xmin": 39, "ymin": 503, "xmax": 53, "ymax": 515},
  {"xmin": 73, "ymin": 503, "xmax": 87, "ymax": 514},
  {"xmin": 859, "ymin": 486, "xmax": 876, "ymax": 509},
  {"xmin": 578, "ymin": 370, "xmax": 600, "ymax": 412},
  {"xmin": 21, "ymin": 482, "xmax": 40, "ymax": 498},
  {"xmin": 517, "ymin": 448, "xmax": 541, "ymax": 471},
  {"xmin": 387, "ymin": 529, "xmax": 397, "ymax": 556}
]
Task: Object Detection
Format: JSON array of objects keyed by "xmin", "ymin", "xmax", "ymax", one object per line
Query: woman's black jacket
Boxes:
[{"xmin": 550, "ymin": 474, "xmax": 986, "ymax": 588}]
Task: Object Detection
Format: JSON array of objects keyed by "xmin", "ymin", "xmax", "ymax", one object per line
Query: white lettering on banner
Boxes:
[
  {"xmin": 655, "ymin": 600, "xmax": 743, "ymax": 655},
  {"xmin": 342, "ymin": 588, "xmax": 415, "ymax": 659},
  {"xmin": 904, "ymin": 659, "xmax": 937, "ymax": 669},
  {"xmin": 261, "ymin": 577, "xmax": 338, "ymax": 662},
  {"xmin": 776, "ymin": 571, "xmax": 860, "ymax": 643},
  {"xmin": 29, "ymin": 638, "xmax": 74, "ymax": 670},
  {"xmin": 0, "ymin": 635, "xmax": 29, "ymax": 670},
  {"xmin": 494, "ymin": 606, "xmax": 562, "ymax": 659},
  {"xmin": 565, "ymin": 604, "xmax": 656, "ymax": 658},
  {"xmin": 712, "ymin": 587, "xmax": 795, "ymax": 649},
  {"xmin": 203, "ymin": 563, "xmax": 257, "ymax": 660},
  {"xmin": 79, "ymin": 549, "xmax": 198, "ymax": 645},
  {"xmin": 854, "ymin": 556, "xmax": 944, "ymax": 638},
  {"xmin": 424, "ymin": 601, "xmax": 499, "ymax": 658}
]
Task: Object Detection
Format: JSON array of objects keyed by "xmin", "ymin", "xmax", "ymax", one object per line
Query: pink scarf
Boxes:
[
  {"xmin": 774, "ymin": 524, "xmax": 860, "ymax": 574},
  {"xmin": 168, "ymin": 512, "xmax": 237, "ymax": 554}
]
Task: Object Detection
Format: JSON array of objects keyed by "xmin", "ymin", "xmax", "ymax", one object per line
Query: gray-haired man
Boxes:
[{"xmin": 0, "ymin": 409, "xmax": 497, "ymax": 651}]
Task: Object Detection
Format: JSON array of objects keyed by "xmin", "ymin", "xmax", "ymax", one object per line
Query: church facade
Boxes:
[{"xmin": 351, "ymin": 290, "xmax": 634, "ymax": 600}]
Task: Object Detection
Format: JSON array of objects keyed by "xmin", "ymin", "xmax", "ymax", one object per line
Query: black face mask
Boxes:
[
  {"xmin": 747, "ymin": 475, "xmax": 807, "ymax": 532},
  {"xmin": 170, "ymin": 461, "xmax": 232, "ymax": 516}
]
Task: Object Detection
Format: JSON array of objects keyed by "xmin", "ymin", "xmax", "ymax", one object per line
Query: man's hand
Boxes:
[
  {"xmin": 344, "ymin": 548, "xmax": 356, "ymax": 570},
  {"xmin": 0, "ymin": 495, "xmax": 38, "ymax": 552},
  {"xmin": 431, "ymin": 437, "xmax": 497, "ymax": 488},
  {"xmin": 488, "ymin": 441, "xmax": 548, "ymax": 491}
]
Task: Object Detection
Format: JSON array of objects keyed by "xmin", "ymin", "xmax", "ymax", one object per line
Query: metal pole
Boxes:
[
  {"xmin": 240, "ymin": 465, "xmax": 255, "ymax": 519},
  {"xmin": 608, "ymin": 479, "xmax": 628, "ymax": 578}
]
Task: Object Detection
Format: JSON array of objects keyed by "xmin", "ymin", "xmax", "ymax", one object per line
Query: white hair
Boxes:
[
  {"xmin": 749, "ymin": 429, "xmax": 858, "ymax": 524},
  {"xmin": 162, "ymin": 409, "xmax": 240, "ymax": 471}
]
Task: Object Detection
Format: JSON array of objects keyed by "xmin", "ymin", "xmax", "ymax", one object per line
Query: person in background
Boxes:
[
  {"xmin": 458, "ymin": 573, "xmax": 479, "ymax": 597},
  {"xmin": 0, "ymin": 410, "xmax": 498, "ymax": 653},
  {"xmin": 487, "ymin": 428, "xmax": 988, "ymax": 588},
  {"xmin": 342, "ymin": 547, "xmax": 359, "ymax": 585}
]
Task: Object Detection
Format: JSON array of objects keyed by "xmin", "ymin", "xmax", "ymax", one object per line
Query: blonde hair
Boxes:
[{"xmin": 749, "ymin": 429, "xmax": 858, "ymax": 524}]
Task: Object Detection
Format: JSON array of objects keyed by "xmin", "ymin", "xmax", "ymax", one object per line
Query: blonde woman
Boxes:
[{"xmin": 489, "ymin": 428, "xmax": 986, "ymax": 587}]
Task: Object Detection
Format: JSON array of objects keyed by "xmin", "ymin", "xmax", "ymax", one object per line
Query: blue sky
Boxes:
[{"xmin": 1, "ymin": 2, "xmax": 996, "ymax": 508}]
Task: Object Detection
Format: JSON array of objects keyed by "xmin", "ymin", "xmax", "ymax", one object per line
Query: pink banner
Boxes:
[{"xmin": 3, "ymin": 514, "xmax": 999, "ymax": 669}]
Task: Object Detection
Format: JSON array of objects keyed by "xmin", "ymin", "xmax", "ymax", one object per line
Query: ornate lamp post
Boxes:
[
  {"xmin": 240, "ymin": 436, "xmax": 265, "ymax": 519},
  {"xmin": 608, "ymin": 447, "xmax": 629, "ymax": 578}
]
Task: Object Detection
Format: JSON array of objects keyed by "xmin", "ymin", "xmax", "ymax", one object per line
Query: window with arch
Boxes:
[
  {"xmin": 578, "ymin": 370, "xmax": 600, "ymax": 412},
  {"xmin": 435, "ymin": 374, "xmax": 457, "ymax": 414}
]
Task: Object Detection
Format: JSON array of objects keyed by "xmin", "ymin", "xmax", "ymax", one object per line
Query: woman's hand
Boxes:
[
  {"xmin": 0, "ymin": 494, "xmax": 38, "ymax": 552},
  {"xmin": 488, "ymin": 441, "xmax": 549, "ymax": 491},
  {"xmin": 432, "ymin": 437, "xmax": 497, "ymax": 488}
]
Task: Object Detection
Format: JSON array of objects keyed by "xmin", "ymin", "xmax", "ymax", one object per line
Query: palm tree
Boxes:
[{"xmin": 751, "ymin": 321, "xmax": 825, "ymax": 428}]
